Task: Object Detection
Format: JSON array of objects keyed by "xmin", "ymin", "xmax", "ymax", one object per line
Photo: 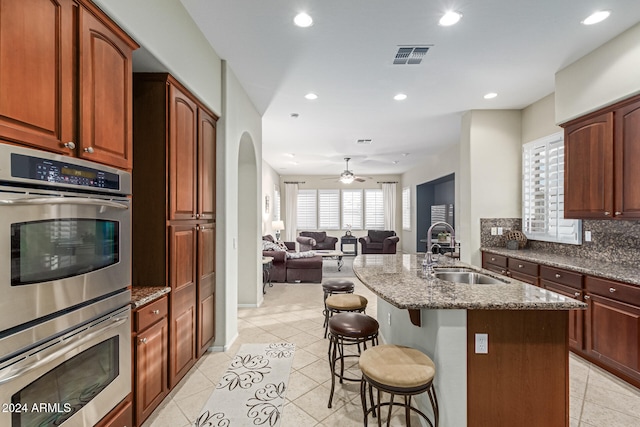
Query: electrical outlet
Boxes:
[
  {"xmin": 475, "ymin": 333, "xmax": 488, "ymax": 354},
  {"xmin": 497, "ymin": 227, "xmax": 503, "ymax": 235},
  {"xmin": 491, "ymin": 227, "xmax": 497, "ymax": 235},
  {"xmin": 387, "ymin": 313, "xmax": 391, "ymax": 325},
  {"xmin": 585, "ymin": 231, "xmax": 592, "ymax": 242}
]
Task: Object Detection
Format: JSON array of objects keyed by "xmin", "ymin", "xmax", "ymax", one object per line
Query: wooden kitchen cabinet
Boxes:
[
  {"xmin": 95, "ymin": 394, "xmax": 133, "ymax": 427},
  {"xmin": 134, "ymin": 297, "xmax": 169, "ymax": 425},
  {"xmin": 0, "ymin": 0, "xmax": 137, "ymax": 170},
  {"xmin": 584, "ymin": 276, "xmax": 640, "ymax": 386},
  {"xmin": 563, "ymin": 94, "xmax": 640, "ymax": 219},
  {"xmin": 132, "ymin": 73, "xmax": 217, "ymax": 392},
  {"xmin": 481, "ymin": 252, "xmax": 538, "ymax": 287}
]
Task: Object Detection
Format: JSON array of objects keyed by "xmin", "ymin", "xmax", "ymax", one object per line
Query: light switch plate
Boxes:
[
  {"xmin": 475, "ymin": 333, "xmax": 488, "ymax": 354},
  {"xmin": 585, "ymin": 231, "xmax": 592, "ymax": 242},
  {"xmin": 491, "ymin": 227, "xmax": 497, "ymax": 235},
  {"xmin": 497, "ymin": 227, "xmax": 503, "ymax": 235}
]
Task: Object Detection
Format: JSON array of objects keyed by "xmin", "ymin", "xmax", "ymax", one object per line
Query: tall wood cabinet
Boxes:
[
  {"xmin": 563, "ymin": 94, "xmax": 640, "ymax": 219},
  {"xmin": 132, "ymin": 73, "xmax": 217, "ymax": 389},
  {"xmin": 0, "ymin": 0, "xmax": 138, "ymax": 170}
]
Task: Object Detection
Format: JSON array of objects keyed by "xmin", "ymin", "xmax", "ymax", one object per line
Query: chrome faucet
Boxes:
[{"xmin": 423, "ymin": 221, "xmax": 456, "ymax": 276}]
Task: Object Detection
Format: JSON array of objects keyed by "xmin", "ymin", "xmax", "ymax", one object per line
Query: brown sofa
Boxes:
[
  {"xmin": 262, "ymin": 235, "xmax": 323, "ymax": 282},
  {"xmin": 359, "ymin": 230, "xmax": 400, "ymax": 254},
  {"xmin": 298, "ymin": 231, "xmax": 338, "ymax": 251}
]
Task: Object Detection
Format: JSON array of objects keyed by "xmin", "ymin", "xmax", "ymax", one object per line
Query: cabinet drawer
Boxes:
[
  {"xmin": 540, "ymin": 266, "xmax": 583, "ymax": 289},
  {"xmin": 484, "ymin": 253, "xmax": 507, "ymax": 268},
  {"xmin": 586, "ymin": 276, "xmax": 640, "ymax": 306},
  {"xmin": 510, "ymin": 270, "xmax": 539, "ymax": 287},
  {"xmin": 135, "ymin": 296, "xmax": 168, "ymax": 332},
  {"xmin": 508, "ymin": 258, "xmax": 539, "ymax": 277},
  {"xmin": 542, "ymin": 280, "xmax": 583, "ymax": 300}
]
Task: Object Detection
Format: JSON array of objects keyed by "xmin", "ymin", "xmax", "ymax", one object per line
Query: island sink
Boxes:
[{"xmin": 433, "ymin": 269, "xmax": 507, "ymax": 285}]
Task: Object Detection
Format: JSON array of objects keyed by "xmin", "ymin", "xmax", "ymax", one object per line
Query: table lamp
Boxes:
[{"xmin": 272, "ymin": 220, "xmax": 285, "ymax": 241}]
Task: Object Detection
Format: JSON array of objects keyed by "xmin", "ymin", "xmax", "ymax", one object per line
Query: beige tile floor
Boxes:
[{"xmin": 142, "ymin": 276, "xmax": 640, "ymax": 427}]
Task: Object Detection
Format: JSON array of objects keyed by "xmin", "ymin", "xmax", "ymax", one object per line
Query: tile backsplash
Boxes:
[{"xmin": 480, "ymin": 218, "xmax": 640, "ymax": 264}]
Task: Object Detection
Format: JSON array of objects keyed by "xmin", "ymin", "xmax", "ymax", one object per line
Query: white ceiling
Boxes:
[{"xmin": 179, "ymin": 0, "xmax": 640, "ymax": 177}]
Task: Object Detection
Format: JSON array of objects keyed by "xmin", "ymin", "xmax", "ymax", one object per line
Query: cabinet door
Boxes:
[
  {"xmin": 0, "ymin": 0, "xmax": 74, "ymax": 153},
  {"xmin": 198, "ymin": 109, "xmax": 217, "ymax": 220},
  {"xmin": 615, "ymin": 99, "xmax": 640, "ymax": 218},
  {"xmin": 95, "ymin": 398, "xmax": 133, "ymax": 427},
  {"xmin": 136, "ymin": 319, "xmax": 168, "ymax": 424},
  {"xmin": 169, "ymin": 224, "xmax": 197, "ymax": 291},
  {"xmin": 564, "ymin": 112, "xmax": 614, "ymax": 218},
  {"xmin": 197, "ymin": 224, "xmax": 216, "ymax": 356},
  {"xmin": 585, "ymin": 293, "xmax": 640, "ymax": 381},
  {"xmin": 543, "ymin": 280, "xmax": 583, "ymax": 351},
  {"xmin": 169, "ymin": 85, "xmax": 198, "ymax": 220},
  {"xmin": 169, "ymin": 282, "xmax": 197, "ymax": 388},
  {"xmin": 79, "ymin": 6, "xmax": 134, "ymax": 169}
]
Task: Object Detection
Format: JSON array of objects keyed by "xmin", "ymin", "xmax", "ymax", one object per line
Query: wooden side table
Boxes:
[
  {"xmin": 262, "ymin": 256, "xmax": 274, "ymax": 294},
  {"xmin": 340, "ymin": 236, "xmax": 357, "ymax": 256}
]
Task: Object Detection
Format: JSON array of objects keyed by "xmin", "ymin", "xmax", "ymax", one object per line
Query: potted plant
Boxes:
[{"xmin": 437, "ymin": 232, "xmax": 450, "ymax": 243}]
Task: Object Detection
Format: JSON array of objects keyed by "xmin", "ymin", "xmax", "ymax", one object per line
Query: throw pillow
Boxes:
[
  {"xmin": 286, "ymin": 251, "xmax": 316, "ymax": 259},
  {"xmin": 277, "ymin": 241, "xmax": 289, "ymax": 251},
  {"xmin": 262, "ymin": 240, "xmax": 285, "ymax": 251}
]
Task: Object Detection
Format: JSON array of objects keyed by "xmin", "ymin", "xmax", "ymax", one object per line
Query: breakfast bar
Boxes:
[{"xmin": 353, "ymin": 253, "xmax": 587, "ymax": 427}]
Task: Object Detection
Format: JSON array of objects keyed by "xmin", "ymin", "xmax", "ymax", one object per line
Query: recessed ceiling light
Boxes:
[
  {"xmin": 305, "ymin": 93, "xmax": 318, "ymax": 100},
  {"xmin": 394, "ymin": 93, "xmax": 407, "ymax": 101},
  {"xmin": 484, "ymin": 92, "xmax": 498, "ymax": 99},
  {"xmin": 290, "ymin": 113, "xmax": 299, "ymax": 118},
  {"xmin": 284, "ymin": 153, "xmax": 295, "ymax": 158},
  {"xmin": 402, "ymin": 153, "xmax": 410, "ymax": 157},
  {"xmin": 582, "ymin": 10, "xmax": 611, "ymax": 25},
  {"xmin": 294, "ymin": 12, "xmax": 313, "ymax": 27},
  {"xmin": 439, "ymin": 11, "xmax": 462, "ymax": 26}
]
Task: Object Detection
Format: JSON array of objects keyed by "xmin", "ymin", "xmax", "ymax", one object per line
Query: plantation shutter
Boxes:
[
  {"xmin": 365, "ymin": 189, "xmax": 384, "ymax": 230},
  {"xmin": 342, "ymin": 189, "xmax": 363, "ymax": 230},
  {"xmin": 297, "ymin": 189, "xmax": 317, "ymax": 230},
  {"xmin": 318, "ymin": 189, "xmax": 340, "ymax": 230}
]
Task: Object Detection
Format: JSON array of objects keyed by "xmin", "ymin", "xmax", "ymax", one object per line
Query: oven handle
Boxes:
[
  {"xmin": 0, "ymin": 197, "xmax": 129, "ymax": 210},
  {"xmin": 0, "ymin": 315, "xmax": 128, "ymax": 385}
]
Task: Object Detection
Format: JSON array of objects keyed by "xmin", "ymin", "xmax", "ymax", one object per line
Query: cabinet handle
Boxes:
[
  {"xmin": 518, "ymin": 264, "xmax": 524, "ymax": 268},
  {"xmin": 609, "ymin": 287, "xmax": 616, "ymax": 293},
  {"xmin": 604, "ymin": 211, "xmax": 610, "ymax": 216},
  {"xmin": 584, "ymin": 295, "xmax": 590, "ymax": 300},
  {"xmin": 139, "ymin": 337, "xmax": 148, "ymax": 344},
  {"xmin": 196, "ymin": 213, "xmax": 201, "ymax": 218},
  {"xmin": 555, "ymin": 273, "xmax": 561, "ymax": 279},
  {"xmin": 83, "ymin": 146, "xmax": 94, "ymax": 154},
  {"xmin": 574, "ymin": 292, "xmax": 580, "ymax": 297},
  {"xmin": 615, "ymin": 211, "xmax": 621, "ymax": 216},
  {"xmin": 491, "ymin": 257, "xmax": 496, "ymax": 261},
  {"xmin": 63, "ymin": 141, "xmax": 76, "ymax": 150},
  {"xmin": 500, "ymin": 269, "xmax": 506, "ymax": 274},
  {"xmin": 152, "ymin": 309, "xmax": 160, "ymax": 315}
]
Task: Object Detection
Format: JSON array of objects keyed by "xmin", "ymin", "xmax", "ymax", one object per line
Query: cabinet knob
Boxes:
[
  {"xmin": 604, "ymin": 211, "xmax": 611, "ymax": 216},
  {"xmin": 139, "ymin": 337, "xmax": 148, "ymax": 344},
  {"xmin": 63, "ymin": 141, "xmax": 76, "ymax": 149},
  {"xmin": 491, "ymin": 257, "xmax": 496, "ymax": 261},
  {"xmin": 518, "ymin": 264, "xmax": 524, "ymax": 268},
  {"xmin": 500, "ymin": 269, "xmax": 506, "ymax": 274},
  {"xmin": 615, "ymin": 211, "xmax": 622, "ymax": 215},
  {"xmin": 152, "ymin": 309, "xmax": 160, "ymax": 315},
  {"xmin": 584, "ymin": 295, "xmax": 590, "ymax": 300},
  {"xmin": 196, "ymin": 213, "xmax": 201, "ymax": 218},
  {"xmin": 609, "ymin": 287, "xmax": 616, "ymax": 293},
  {"xmin": 555, "ymin": 273, "xmax": 561, "ymax": 279},
  {"xmin": 84, "ymin": 146, "xmax": 94, "ymax": 154},
  {"xmin": 574, "ymin": 292, "xmax": 580, "ymax": 297}
]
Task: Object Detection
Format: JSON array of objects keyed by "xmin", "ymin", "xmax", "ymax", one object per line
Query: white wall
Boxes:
[
  {"xmin": 555, "ymin": 22, "xmax": 640, "ymax": 124},
  {"xmin": 522, "ymin": 93, "xmax": 562, "ymax": 143},
  {"xmin": 460, "ymin": 110, "xmax": 522, "ymax": 266},
  {"xmin": 400, "ymin": 144, "xmax": 460, "ymax": 254},
  {"xmin": 261, "ymin": 161, "xmax": 282, "ymax": 237}
]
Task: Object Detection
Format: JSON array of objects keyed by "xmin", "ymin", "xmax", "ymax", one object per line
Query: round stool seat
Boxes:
[
  {"xmin": 360, "ymin": 344, "xmax": 435, "ymax": 390},
  {"xmin": 326, "ymin": 294, "xmax": 368, "ymax": 311},
  {"xmin": 329, "ymin": 313, "xmax": 379, "ymax": 339},
  {"xmin": 322, "ymin": 279, "xmax": 355, "ymax": 293}
]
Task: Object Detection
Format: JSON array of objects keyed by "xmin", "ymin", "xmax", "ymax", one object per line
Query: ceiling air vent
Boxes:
[
  {"xmin": 356, "ymin": 139, "xmax": 373, "ymax": 145},
  {"xmin": 393, "ymin": 46, "xmax": 431, "ymax": 65}
]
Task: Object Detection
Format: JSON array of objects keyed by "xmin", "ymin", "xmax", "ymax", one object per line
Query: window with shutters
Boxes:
[
  {"xmin": 522, "ymin": 132, "xmax": 582, "ymax": 244},
  {"xmin": 402, "ymin": 187, "xmax": 411, "ymax": 231},
  {"xmin": 364, "ymin": 189, "xmax": 384, "ymax": 230},
  {"xmin": 342, "ymin": 189, "xmax": 363, "ymax": 230},
  {"xmin": 273, "ymin": 186, "xmax": 281, "ymax": 221},
  {"xmin": 318, "ymin": 189, "xmax": 340, "ymax": 230},
  {"xmin": 297, "ymin": 189, "xmax": 317, "ymax": 230}
]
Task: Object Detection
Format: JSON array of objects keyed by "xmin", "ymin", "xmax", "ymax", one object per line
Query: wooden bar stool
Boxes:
[
  {"xmin": 324, "ymin": 293, "xmax": 367, "ymax": 338},
  {"xmin": 359, "ymin": 344, "xmax": 439, "ymax": 427},
  {"xmin": 322, "ymin": 279, "xmax": 355, "ymax": 332},
  {"xmin": 327, "ymin": 312, "xmax": 379, "ymax": 408}
]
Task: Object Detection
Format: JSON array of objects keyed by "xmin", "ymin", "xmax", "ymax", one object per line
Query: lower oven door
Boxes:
[{"xmin": 0, "ymin": 305, "xmax": 131, "ymax": 427}]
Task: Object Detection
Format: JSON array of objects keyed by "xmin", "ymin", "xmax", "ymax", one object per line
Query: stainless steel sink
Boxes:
[
  {"xmin": 432, "ymin": 267, "xmax": 474, "ymax": 273},
  {"xmin": 434, "ymin": 271, "xmax": 506, "ymax": 285}
]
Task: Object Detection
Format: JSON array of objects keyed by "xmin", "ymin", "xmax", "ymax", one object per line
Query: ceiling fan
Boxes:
[{"xmin": 338, "ymin": 157, "xmax": 366, "ymax": 184}]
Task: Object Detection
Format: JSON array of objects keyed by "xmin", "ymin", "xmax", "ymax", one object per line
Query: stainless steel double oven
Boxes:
[{"xmin": 0, "ymin": 144, "xmax": 132, "ymax": 426}]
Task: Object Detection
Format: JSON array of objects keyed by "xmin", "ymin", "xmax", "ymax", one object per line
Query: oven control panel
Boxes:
[{"xmin": 10, "ymin": 153, "xmax": 120, "ymax": 191}]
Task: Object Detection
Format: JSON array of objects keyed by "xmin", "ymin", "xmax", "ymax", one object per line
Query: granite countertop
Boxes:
[
  {"xmin": 353, "ymin": 254, "xmax": 586, "ymax": 311},
  {"xmin": 131, "ymin": 286, "xmax": 171, "ymax": 308},
  {"xmin": 481, "ymin": 247, "xmax": 640, "ymax": 286}
]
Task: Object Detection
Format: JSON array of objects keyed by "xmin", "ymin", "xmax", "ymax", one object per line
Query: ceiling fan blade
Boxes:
[{"xmin": 354, "ymin": 177, "xmax": 366, "ymax": 182}]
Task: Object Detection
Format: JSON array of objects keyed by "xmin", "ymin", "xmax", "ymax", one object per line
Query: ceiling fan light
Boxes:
[{"xmin": 340, "ymin": 174, "xmax": 355, "ymax": 184}]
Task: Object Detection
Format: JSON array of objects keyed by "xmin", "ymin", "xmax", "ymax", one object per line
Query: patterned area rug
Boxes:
[{"xmin": 194, "ymin": 343, "xmax": 295, "ymax": 427}]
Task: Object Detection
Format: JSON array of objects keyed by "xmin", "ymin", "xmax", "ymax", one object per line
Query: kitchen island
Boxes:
[{"xmin": 353, "ymin": 253, "xmax": 587, "ymax": 427}]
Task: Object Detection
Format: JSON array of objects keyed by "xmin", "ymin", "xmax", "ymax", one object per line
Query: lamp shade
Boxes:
[{"xmin": 272, "ymin": 220, "xmax": 285, "ymax": 231}]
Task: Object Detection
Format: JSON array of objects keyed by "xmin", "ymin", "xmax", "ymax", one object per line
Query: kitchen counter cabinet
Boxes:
[
  {"xmin": 354, "ymin": 254, "xmax": 583, "ymax": 426},
  {"xmin": 0, "ymin": 0, "xmax": 138, "ymax": 170}
]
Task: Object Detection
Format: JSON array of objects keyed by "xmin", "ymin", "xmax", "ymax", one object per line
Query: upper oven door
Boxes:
[{"xmin": 0, "ymin": 189, "xmax": 131, "ymax": 332}]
